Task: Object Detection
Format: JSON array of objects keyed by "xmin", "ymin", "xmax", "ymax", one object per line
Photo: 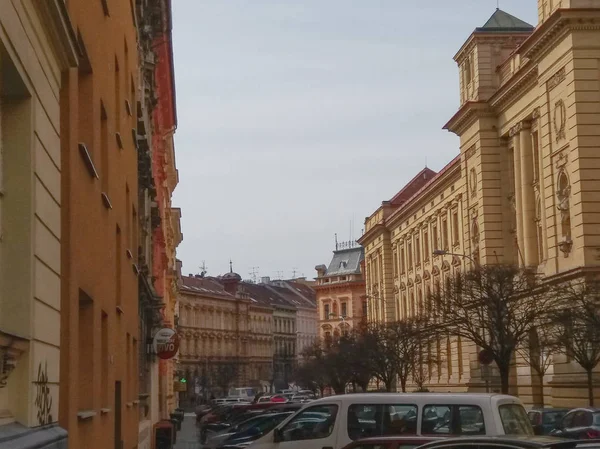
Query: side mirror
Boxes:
[{"xmin": 273, "ymin": 428, "xmax": 283, "ymax": 443}]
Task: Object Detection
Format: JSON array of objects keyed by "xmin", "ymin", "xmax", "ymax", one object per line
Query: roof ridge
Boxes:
[{"xmin": 478, "ymin": 8, "xmax": 534, "ymax": 31}]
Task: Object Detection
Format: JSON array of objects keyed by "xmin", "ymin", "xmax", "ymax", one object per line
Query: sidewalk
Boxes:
[{"xmin": 173, "ymin": 414, "xmax": 201, "ymax": 449}]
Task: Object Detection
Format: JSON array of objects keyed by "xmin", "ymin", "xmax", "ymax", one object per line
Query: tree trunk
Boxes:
[
  {"xmin": 400, "ymin": 377, "xmax": 407, "ymax": 393},
  {"xmin": 384, "ymin": 379, "xmax": 395, "ymax": 392},
  {"xmin": 587, "ymin": 369, "xmax": 594, "ymax": 407},
  {"xmin": 537, "ymin": 371, "xmax": 545, "ymax": 408},
  {"xmin": 499, "ymin": 364, "xmax": 510, "ymax": 394}
]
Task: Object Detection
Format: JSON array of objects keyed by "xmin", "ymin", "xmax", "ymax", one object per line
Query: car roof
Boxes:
[
  {"xmin": 310, "ymin": 392, "xmax": 516, "ymax": 404},
  {"xmin": 417, "ymin": 436, "xmax": 579, "ymax": 449},
  {"xmin": 353, "ymin": 436, "xmax": 445, "ymax": 443}
]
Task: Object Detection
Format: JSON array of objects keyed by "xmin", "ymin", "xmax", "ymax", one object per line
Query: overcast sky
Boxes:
[{"xmin": 171, "ymin": 1, "xmax": 537, "ymax": 281}]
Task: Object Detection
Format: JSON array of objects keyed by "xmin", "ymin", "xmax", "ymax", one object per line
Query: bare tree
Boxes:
[
  {"xmin": 552, "ymin": 280, "xmax": 600, "ymax": 406},
  {"xmin": 516, "ymin": 321, "xmax": 557, "ymax": 407},
  {"xmin": 364, "ymin": 322, "xmax": 398, "ymax": 392},
  {"xmin": 429, "ymin": 265, "xmax": 555, "ymax": 394},
  {"xmin": 211, "ymin": 359, "xmax": 240, "ymax": 396}
]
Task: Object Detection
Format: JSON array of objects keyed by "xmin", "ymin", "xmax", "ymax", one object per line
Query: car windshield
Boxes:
[
  {"xmin": 499, "ymin": 404, "xmax": 534, "ymax": 435},
  {"xmin": 543, "ymin": 411, "xmax": 565, "ymax": 425}
]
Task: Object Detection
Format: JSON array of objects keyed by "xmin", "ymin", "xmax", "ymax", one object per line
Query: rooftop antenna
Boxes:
[
  {"xmin": 292, "ymin": 267, "xmax": 298, "ymax": 279},
  {"xmin": 275, "ymin": 271, "xmax": 284, "ymax": 280},
  {"xmin": 249, "ymin": 266, "xmax": 259, "ymax": 284},
  {"xmin": 199, "ymin": 261, "xmax": 208, "ymax": 277},
  {"xmin": 335, "ymin": 233, "xmax": 338, "ymax": 251},
  {"xmin": 229, "ymin": 259, "xmax": 233, "ymax": 273},
  {"xmin": 425, "ymin": 156, "xmax": 428, "ymax": 168}
]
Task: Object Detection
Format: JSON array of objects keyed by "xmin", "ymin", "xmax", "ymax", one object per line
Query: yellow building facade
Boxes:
[
  {"xmin": 359, "ymin": 1, "xmax": 600, "ymax": 407},
  {"xmin": 0, "ymin": 0, "xmax": 77, "ymax": 447}
]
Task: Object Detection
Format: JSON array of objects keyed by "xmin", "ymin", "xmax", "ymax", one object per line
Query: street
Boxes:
[{"xmin": 174, "ymin": 414, "xmax": 201, "ymax": 449}]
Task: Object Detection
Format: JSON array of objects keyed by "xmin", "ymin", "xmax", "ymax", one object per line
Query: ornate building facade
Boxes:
[
  {"xmin": 315, "ymin": 244, "xmax": 367, "ymax": 340},
  {"xmin": 359, "ymin": 2, "xmax": 600, "ymax": 406},
  {"xmin": 0, "ymin": 1, "xmax": 77, "ymax": 447},
  {"xmin": 176, "ymin": 270, "xmax": 317, "ymax": 398},
  {"xmin": 150, "ymin": 0, "xmax": 182, "ymax": 419}
]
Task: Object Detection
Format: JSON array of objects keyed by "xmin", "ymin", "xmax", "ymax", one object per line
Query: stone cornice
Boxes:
[
  {"xmin": 357, "ymin": 222, "xmax": 386, "ymax": 246},
  {"xmin": 489, "ymin": 63, "xmax": 538, "ymax": 110},
  {"xmin": 443, "ymin": 101, "xmax": 493, "ymax": 136},
  {"xmin": 520, "ymin": 10, "xmax": 600, "ymax": 61}
]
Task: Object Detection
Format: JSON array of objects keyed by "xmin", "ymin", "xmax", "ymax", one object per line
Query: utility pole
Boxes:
[{"xmin": 199, "ymin": 261, "xmax": 208, "ymax": 277}]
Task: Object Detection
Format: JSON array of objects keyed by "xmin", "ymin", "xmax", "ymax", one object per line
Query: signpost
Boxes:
[{"xmin": 152, "ymin": 328, "xmax": 180, "ymax": 360}]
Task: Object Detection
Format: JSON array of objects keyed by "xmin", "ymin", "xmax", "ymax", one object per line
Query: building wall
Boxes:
[
  {"xmin": 248, "ymin": 305, "xmax": 274, "ymax": 386},
  {"xmin": 360, "ymin": 2, "xmax": 600, "ymax": 405},
  {"xmin": 59, "ymin": 0, "xmax": 141, "ymax": 447},
  {"xmin": 0, "ymin": 1, "xmax": 76, "ymax": 446},
  {"xmin": 296, "ymin": 307, "xmax": 318, "ymax": 361}
]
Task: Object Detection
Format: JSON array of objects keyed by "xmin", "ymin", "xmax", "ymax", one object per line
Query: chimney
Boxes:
[
  {"xmin": 261, "ymin": 276, "xmax": 271, "ymax": 285},
  {"xmin": 315, "ymin": 264, "xmax": 327, "ymax": 278}
]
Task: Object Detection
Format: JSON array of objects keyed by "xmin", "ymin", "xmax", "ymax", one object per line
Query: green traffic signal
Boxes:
[{"xmin": 180, "ymin": 378, "xmax": 186, "ymax": 383}]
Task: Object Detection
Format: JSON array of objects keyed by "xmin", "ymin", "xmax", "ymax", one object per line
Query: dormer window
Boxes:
[{"xmin": 339, "ymin": 261, "xmax": 348, "ymax": 269}]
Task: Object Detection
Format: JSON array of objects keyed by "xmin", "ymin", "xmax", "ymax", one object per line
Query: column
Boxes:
[
  {"xmin": 511, "ymin": 123, "xmax": 525, "ymax": 265},
  {"xmin": 520, "ymin": 123, "xmax": 537, "ymax": 266}
]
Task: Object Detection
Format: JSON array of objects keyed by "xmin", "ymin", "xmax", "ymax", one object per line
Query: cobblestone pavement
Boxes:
[{"xmin": 174, "ymin": 414, "xmax": 201, "ymax": 449}]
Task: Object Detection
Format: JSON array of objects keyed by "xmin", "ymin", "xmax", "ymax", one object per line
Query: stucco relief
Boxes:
[
  {"xmin": 547, "ymin": 66, "xmax": 566, "ymax": 91},
  {"xmin": 556, "ymin": 169, "xmax": 572, "ymax": 257},
  {"xmin": 469, "ymin": 168, "xmax": 477, "ymax": 198},
  {"xmin": 554, "ymin": 100, "xmax": 567, "ymax": 143}
]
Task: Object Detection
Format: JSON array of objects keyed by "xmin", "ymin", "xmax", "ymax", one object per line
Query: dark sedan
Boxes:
[{"xmin": 550, "ymin": 409, "xmax": 600, "ymax": 440}]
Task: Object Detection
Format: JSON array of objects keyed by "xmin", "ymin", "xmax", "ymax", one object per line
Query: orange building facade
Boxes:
[
  {"xmin": 150, "ymin": 0, "xmax": 182, "ymax": 418},
  {"xmin": 314, "ymin": 243, "xmax": 367, "ymax": 340},
  {"xmin": 59, "ymin": 0, "xmax": 142, "ymax": 448}
]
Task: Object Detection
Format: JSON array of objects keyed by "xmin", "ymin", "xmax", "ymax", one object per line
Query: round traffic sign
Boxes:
[{"xmin": 153, "ymin": 328, "xmax": 180, "ymax": 360}]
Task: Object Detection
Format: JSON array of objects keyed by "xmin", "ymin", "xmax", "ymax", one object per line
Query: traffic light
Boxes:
[{"xmin": 180, "ymin": 377, "xmax": 186, "ymax": 383}]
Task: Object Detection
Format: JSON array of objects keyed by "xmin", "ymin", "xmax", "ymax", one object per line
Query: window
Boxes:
[
  {"xmin": 415, "ymin": 236, "xmax": 421, "ymax": 265},
  {"xmin": 408, "ymin": 242, "xmax": 413, "ymax": 269},
  {"xmin": 423, "ymin": 231, "xmax": 429, "ymax": 261},
  {"xmin": 452, "ymin": 211, "xmax": 460, "ymax": 246},
  {"xmin": 432, "ymin": 225, "xmax": 438, "ymax": 251},
  {"xmin": 533, "ymin": 131, "xmax": 540, "ymax": 182},
  {"xmin": 324, "ymin": 304, "xmax": 330, "ymax": 319},
  {"xmin": 442, "ymin": 219, "xmax": 449, "ymax": 250},
  {"xmin": 362, "ymin": 301, "xmax": 368, "ymax": 318},
  {"xmin": 341, "ymin": 302, "xmax": 347, "ymax": 317},
  {"xmin": 498, "ymin": 404, "xmax": 533, "ymax": 435},
  {"xmin": 421, "ymin": 405, "xmax": 484, "ymax": 435},
  {"xmin": 400, "ymin": 247, "xmax": 406, "ymax": 274},
  {"xmin": 393, "ymin": 251, "xmax": 398, "ymax": 276},
  {"xmin": 280, "ymin": 404, "xmax": 338, "ymax": 441},
  {"xmin": 78, "ymin": 291, "xmax": 94, "ymax": 410},
  {"xmin": 347, "ymin": 404, "xmax": 418, "ymax": 440}
]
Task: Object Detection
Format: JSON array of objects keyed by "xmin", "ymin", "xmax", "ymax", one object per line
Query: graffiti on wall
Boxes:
[{"xmin": 34, "ymin": 361, "xmax": 53, "ymax": 425}]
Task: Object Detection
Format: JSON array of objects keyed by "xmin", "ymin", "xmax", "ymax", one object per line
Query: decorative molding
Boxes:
[
  {"xmin": 553, "ymin": 100, "xmax": 566, "ymax": 142},
  {"xmin": 547, "ymin": 66, "xmax": 566, "ymax": 91},
  {"xmin": 465, "ymin": 146, "xmax": 476, "ymax": 159},
  {"xmin": 555, "ymin": 151, "xmax": 569, "ymax": 169},
  {"xmin": 509, "ymin": 122, "xmax": 524, "ymax": 138}
]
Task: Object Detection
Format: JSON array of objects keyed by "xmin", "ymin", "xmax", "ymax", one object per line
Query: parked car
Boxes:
[
  {"xmin": 339, "ymin": 435, "xmax": 445, "ymax": 449},
  {"xmin": 270, "ymin": 394, "xmax": 288, "ymax": 403},
  {"xmin": 247, "ymin": 393, "xmax": 533, "ymax": 449},
  {"xmin": 550, "ymin": 409, "xmax": 600, "ymax": 440},
  {"xmin": 211, "ymin": 412, "xmax": 295, "ymax": 449},
  {"xmin": 417, "ymin": 436, "xmax": 580, "ymax": 449},
  {"xmin": 529, "ymin": 409, "xmax": 570, "ymax": 436}
]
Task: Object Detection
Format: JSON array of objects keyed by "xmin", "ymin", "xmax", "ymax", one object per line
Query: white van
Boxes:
[{"xmin": 247, "ymin": 393, "xmax": 533, "ymax": 449}]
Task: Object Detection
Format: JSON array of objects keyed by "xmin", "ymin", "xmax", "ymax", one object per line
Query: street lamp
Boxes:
[{"xmin": 433, "ymin": 249, "xmax": 477, "ymax": 266}]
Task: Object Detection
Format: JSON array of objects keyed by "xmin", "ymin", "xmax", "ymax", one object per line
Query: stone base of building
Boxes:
[
  {"xmin": 0, "ymin": 423, "xmax": 67, "ymax": 449},
  {"xmin": 138, "ymin": 419, "xmax": 154, "ymax": 449}
]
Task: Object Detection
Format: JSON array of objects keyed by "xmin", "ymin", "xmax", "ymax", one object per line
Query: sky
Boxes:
[{"xmin": 170, "ymin": 0, "xmax": 538, "ymax": 281}]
